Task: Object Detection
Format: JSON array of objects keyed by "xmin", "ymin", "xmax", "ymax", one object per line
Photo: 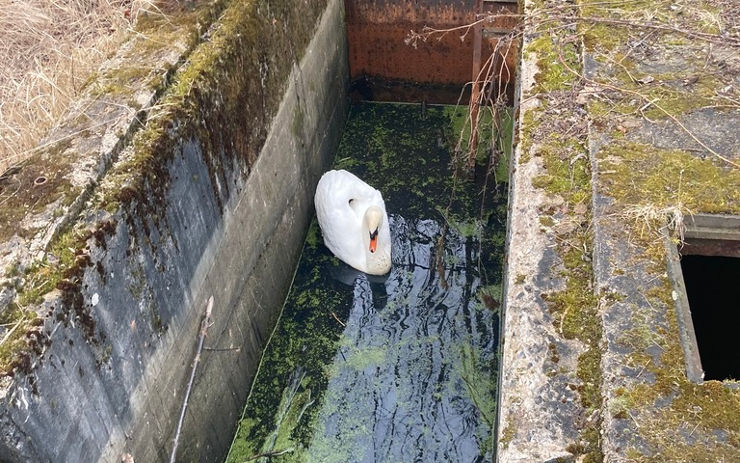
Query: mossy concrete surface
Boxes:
[
  {"xmin": 585, "ymin": 0, "xmax": 740, "ymax": 461},
  {"xmin": 0, "ymin": 0, "xmax": 229, "ymax": 376},
  {"xmin": 498, "ymin": 0, "xmax": 739, "ymax": 461},
  {"xmin": 497, "ymin": 0, "xmax": 600, "ymax": 460},
  {"xmin": 0, "ymin": 0, "xmax": 345, "ymax": 461}
]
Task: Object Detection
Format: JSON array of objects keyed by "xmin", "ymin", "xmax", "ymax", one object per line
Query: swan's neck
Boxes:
[
  {"xmin": 361, "ymin": 220, "xmax": 390, "ymax": 275},
  {"xmin": 363, "ymin": 244, "xmax": 391, "ymax": 275},
  {"xmin": 362, "ymin": 206, "xmax": 391, "ymax": 275}
]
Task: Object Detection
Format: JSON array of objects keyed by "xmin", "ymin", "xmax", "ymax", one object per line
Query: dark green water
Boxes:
[{"xmin": 226, "ymin": 103, "xmax": 509, "ymax": 463}]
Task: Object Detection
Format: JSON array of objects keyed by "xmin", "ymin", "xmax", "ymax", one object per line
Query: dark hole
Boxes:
[
  {"xmin": 34, "ymin": 176, "xmax": 47, "ymax": 186},
  {"xmin": 680, "ymin": 254, "xmax": 740, "ymax": 381}
]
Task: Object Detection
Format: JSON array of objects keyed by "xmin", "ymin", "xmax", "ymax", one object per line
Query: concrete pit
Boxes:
[
  {"xmin": 0, "ymin": 0, "xmax": 517, "ymax": 461},
  {"xmin": 2, "ymin": 0, "xmax": 739, "ymax": 462}
]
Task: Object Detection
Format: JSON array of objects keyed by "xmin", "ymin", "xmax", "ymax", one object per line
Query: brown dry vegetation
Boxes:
[{"xmin": 0, "ymin": 0, "xmax": 170, "ymax": 172}]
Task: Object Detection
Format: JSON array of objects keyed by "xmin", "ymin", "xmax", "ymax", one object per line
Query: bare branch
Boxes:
[{"xmin": 170, "ymin": 296, "xmax": 214, "ymax": 463}]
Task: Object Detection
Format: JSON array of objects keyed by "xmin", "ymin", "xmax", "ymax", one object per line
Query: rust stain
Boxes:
[
  {"xmin": 683, "ymin": 239, "xmax": 740, "ymax": 258},
  {"xmin": 346, "ymin": 0, "xmax": 518, "ymax": 92},
  {"xmin": 347, "ymin": 0, "xmax": 475, "ymax": 25}
]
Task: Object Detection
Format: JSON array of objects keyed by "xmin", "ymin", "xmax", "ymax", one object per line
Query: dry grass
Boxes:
[
  {"xmin": 618, "ymin": 204, "xmax": 689, "ymax": 243},
  {"xmin": 0, "ymin": 0, "xmax": 169, "ymax": 173}
]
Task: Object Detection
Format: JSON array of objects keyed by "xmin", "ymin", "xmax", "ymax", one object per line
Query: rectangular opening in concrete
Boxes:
[
  {"xmin": 680, "ymin": 254, "xmax": 740, "ymax": 381},
  {"xmin": 670, "ymin": 214, "xmax": 740, "ymax": 383}
]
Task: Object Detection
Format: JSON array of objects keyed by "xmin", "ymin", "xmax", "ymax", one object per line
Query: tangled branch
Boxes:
[{"xmin": 406, "ymin": 6, "xmax": 739, "ymax": 168}]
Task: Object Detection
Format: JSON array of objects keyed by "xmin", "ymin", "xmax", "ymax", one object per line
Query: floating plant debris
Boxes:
[{"xmin": 226, "ymin": 103, "xmax": 509, "ymax": 462}]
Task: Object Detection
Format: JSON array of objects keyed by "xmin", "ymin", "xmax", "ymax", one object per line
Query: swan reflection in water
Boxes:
[{"xmin": 306, "ymin": 215, "xmax": 497, "ymax": 463}]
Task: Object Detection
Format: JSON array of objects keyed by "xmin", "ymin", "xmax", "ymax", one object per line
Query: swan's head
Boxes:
[{"xmin": 364, "ymin": 205, "xmax": 384, "ymax": 253}]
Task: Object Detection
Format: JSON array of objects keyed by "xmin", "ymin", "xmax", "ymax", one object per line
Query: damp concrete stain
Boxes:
[{"xmin": 226, "ymin": 103, "xmax": 508, "ymax": 462}]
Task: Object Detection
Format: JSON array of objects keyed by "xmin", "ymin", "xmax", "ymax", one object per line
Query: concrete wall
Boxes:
[
  {"xmin": 0, "ymin": 0, "xmax": 347, "ymax": 461},
  {"xmin": 498, "ymin": 0, "xmax": 740, "ymax": 461}
]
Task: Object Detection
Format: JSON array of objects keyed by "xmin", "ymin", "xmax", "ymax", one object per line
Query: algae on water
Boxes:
[{"xmin": 226, "ymin": 103, "xmax": 509, "ymax": 462}]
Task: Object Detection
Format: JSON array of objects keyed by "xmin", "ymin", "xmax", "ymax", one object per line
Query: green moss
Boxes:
[
  {"xmin": 581, "ymin": 23, "xmax": 627, "ymax": 52},
  {"xmin": 0, "ymin": 303, "xmax": 44, "ymax": 376},
  {"xmin": 589, "ymin": 71, "xmax": 724, "ymax": 123},
  {"xmin": 595, "ymin": 140, "xmax": 739, "ymax": 459},
  {"xmin": 542, "ymin": 207, "xmax": 604, "ymax": 463},
  {"xmin": 18, "ymin": 227, "xmax": 85, "ymax": 307},
  {"xmin": 530, "ymin": 137, "xmax": 603, "ymax": 461},
  {"xmin": 80, "ymin": 0, "xmax": 228, "ymax": 113},
  {"xmin": 2, "ymin": 221, "xmax": 103, "ymax": 374},
  {"xmin": 0, "ymin": 138, "xmax": 76, "ymax": 243},
  {"xmin": 103, "ymin": 0, "xmax": 329, "ymax": 219},
  {"xmin": 612, "ymin": 274, "xmax": 740, "ymax": 461},
  {"xmin": 90, "ymin": 66, "xmax": 157, "ymax": 97},
  {"xmin": 579, "ymin": 0, "xmax": 722, "ymax": 51},
  {"xmin": 525, "ymin": 35, "xmax": 579, "ymax": 93},
  {"xmin": 588, "ymin": 99, "xmax": 636, "ymax": 119},
  {"xmin": 304, "ymin": 218, "xmax": 321, "ymax": 249},
  {"xmin": 530, "ymin": 136, "xmax": 591, "ymax": 205},
  {"xmin": 517, "ymin": 104, "xmax": 541, "ymax": 164},
  {"xmin": 598, "ymin": 140, "xmax": 740, "ymax": 214},
  {"xmin": 577, "ymin": 0, "xmax": 732, "ymax": 124},
  {"xmin": 524, "ymin": 20, "xmax": 603, "ymax": 456},
  {"xmin": 499, "ymin": 421, "xmax": 516, "ymax": 450},
  {"xmin": 4, "ymin": 262, "xmax": 20, "ymax": 278}
]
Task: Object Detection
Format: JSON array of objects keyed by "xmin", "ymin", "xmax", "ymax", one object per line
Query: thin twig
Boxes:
[
  {"xmin": 330, "ymin": 311, "xmax": 345, "ymax": 327},
  {"xmin": 0, "ymin": 316, "xmax": 26, "ymax": 347},
  {"xmin": 556, "ymin": 48, "xmax": 739, "ymax": 169},
  {"xmin": 170, "ymin": 296, "xmax": 214, "ymax": 463},
  {"xmin": 203, "ymin": 346, "xmax": 240, "ymax": 352}
]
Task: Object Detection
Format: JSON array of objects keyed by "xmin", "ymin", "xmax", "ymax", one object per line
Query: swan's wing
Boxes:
[
  {"xmin": 314, "ymin": 171, "xmax": 366, "ymax": 268},
  {"xmin": 316, "ymin": 170, "xmax": 379, "ymax": 213}
]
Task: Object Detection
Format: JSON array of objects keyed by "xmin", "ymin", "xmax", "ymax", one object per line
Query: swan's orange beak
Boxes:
[{"xmin": 369, "ymin": 230, "xmax": 378, "ymax": 253}]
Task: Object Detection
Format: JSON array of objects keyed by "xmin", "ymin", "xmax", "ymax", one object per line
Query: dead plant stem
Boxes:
[
  {"xmin": 170, "ymin": 296, "xmax": 214, "ymax": 463},
  {"xmin": 556, "ymin": 49, "xmax": 739, "ymax": 169}
]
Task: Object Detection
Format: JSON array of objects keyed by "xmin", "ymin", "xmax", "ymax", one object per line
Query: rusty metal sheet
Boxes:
[{"xmin": 346, "ymin": 0, "xmax": 518, "ymax": 91}]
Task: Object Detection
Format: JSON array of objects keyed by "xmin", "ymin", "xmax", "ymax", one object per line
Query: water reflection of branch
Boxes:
[
  {"xmin": 244, "ymin": 447, "xmax": 295, "ymax": 461},
  {"xmin": 435, "ymin": 233, "xmax": 449, "ymax": 290}
]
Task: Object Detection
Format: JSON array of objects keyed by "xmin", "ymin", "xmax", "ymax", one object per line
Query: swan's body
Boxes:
[{"xmin": 314, "ymin": 170, "xmax": 392, "ymax": 275}]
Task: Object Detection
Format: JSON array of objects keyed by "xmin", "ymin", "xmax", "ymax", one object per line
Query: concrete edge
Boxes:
[
  {"xmin": 0, "ymin": 0, "xmax": 345, "ymax": 461},
  {"xmin": 0, "ymin": 1, "xmax": 230, "ymax": 307}
]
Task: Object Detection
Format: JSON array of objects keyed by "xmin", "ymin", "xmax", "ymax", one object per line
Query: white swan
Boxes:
[{"xmin": 314, "ymin": 169, "xmax": 392, "ymax": 275}]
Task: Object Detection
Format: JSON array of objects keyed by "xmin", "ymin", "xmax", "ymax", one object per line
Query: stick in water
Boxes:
[{"xmin": 170, "ymin": 296, "xmax": 214, "ymax": 463}]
